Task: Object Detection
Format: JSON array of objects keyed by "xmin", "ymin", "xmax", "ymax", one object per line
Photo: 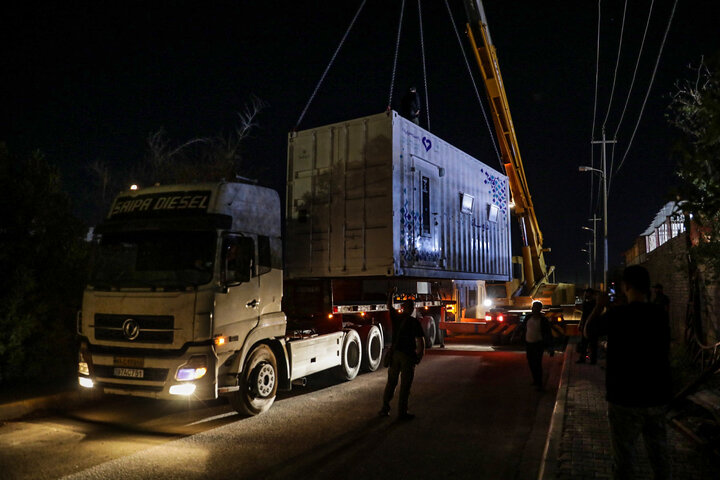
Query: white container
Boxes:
[{"xmin": 286, "ymin": 111, "xmax": 511, "ymax": 282}]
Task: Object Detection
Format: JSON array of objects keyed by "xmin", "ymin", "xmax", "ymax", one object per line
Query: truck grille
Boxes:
[{"xmin": 94, "ymin": 314, "xmax": 175, "ymax": 344}]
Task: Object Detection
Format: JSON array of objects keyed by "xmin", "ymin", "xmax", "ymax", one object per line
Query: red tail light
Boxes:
[
  {"xmin": 485, "ymin": 314, "xmax": 493, "ymax": 321},
  {"xmin": 497, "ymin": 315, "xmax": 504, "ymax": 322}
]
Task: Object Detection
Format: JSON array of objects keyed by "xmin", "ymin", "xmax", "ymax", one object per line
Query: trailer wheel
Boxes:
[
  {"xmin": 432, "ymin": 314, "xmax": 443, "ymax": 345},
  {"xmin": 361, "ymin": 325, "xmax": 383, "ymax": 372},
  {"xmin": 229, "ymin": 344, "xmax": 277, "ymax": 416},
  {"xmin": 423, "ymin": 317, "xmax": 437, "ymax": 349},
  {"xmin": 334, "ymin": 329, "xmax": 361, "ymax": 381}
]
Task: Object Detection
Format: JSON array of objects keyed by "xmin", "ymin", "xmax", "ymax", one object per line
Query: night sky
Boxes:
[{"xmin": 3, "ymin": 1, "xmax": 719, "ymax": 285}]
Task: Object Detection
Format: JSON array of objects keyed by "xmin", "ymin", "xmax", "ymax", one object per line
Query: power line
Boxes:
[
  {"xmin": 614, "ymin": 0, "xmax": 678, "ymax": 176},
  {"xmin": 590, "ymin": 0, "xmax": 602, "ymax": 218},
  {"xmin": 607, "ymin": 0, "xmax": 655, "ymax": 195},
  {"xmin": 601, "ymin": 0, "xmax": 629, "ymax": 131}
]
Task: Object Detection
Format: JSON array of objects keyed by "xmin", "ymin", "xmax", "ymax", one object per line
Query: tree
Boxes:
[
  {"xmin": 667, "ymin": 58, "xmax": 720, "ymax": 278},
  {"xmin": 0, "ymin": 144, "xmax": 88, "ymax": 384},
  {"xmin": 133, "ymin": 95, "xmax": 267, "ymax": 186},
  {"xmin": 667, "ymin": 58, "xmax": 720, "ymax": 366}
]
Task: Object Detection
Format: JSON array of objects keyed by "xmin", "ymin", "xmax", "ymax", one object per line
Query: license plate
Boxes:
[
  {"xmin": 114, "ymin": 357, "xmax": 144, "ymax": 368},
  {"xmin": 114, "ymin": 367, "xmax": 144, "ymax": 379}
]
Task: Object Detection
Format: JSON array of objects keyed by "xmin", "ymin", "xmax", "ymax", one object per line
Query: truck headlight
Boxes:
[
  {"xmin": 169, "ymin": 384, "xmax": 197, "ymax": 396},
  {"xmin": 78, "ymin": 351, "xmax": 90, "ymax": 375},
  {"xmin": 175, "ymin": 355, "xmax": 208, "ymax": 381},
  {"xmin": 79, "ymin": 377, "xmax": 94, "ymax": 388}
]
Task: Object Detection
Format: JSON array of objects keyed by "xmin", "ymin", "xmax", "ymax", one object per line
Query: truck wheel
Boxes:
[
  {"xmin": 432, "ymin": 314, "xmax": 443, "ymax": 345},
  {"xmin": 423, "ymin": 317, "xmax": 436, "ymax": 349},
  {"xmin": 229, "ymin": 345, "xmax": 277, "ymax": 416},
  {"xmin": 334, "ymin": 329, "xmax": 361, "ymax": 381},
  {"xmin": 361, "ymin": 325, "xmax": 383, "ymax": 372}
]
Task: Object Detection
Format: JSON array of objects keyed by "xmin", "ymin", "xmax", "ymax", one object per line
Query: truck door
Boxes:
[{"xmin": 213, "ymin": 235, "xmax": 261, "ymax": 337}]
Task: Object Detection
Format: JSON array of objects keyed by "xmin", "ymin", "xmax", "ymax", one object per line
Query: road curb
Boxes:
[
  {"xmin": 537, "ymin": 341, "xmax": 572, "ymax": 479},
  {"xmin": 0, "ymin": 387, "xmax": 101, "ymax": 422}
]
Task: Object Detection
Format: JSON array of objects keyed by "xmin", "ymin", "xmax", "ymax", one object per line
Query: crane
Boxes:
[{"xmin": 462, "ymin": 0, "xmax": 554, "ymax": 301}]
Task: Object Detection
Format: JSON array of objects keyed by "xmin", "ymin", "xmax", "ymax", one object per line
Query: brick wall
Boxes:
[{"xmin": 638, "ymin": 232, "xmax": 719, "ymax": 345}]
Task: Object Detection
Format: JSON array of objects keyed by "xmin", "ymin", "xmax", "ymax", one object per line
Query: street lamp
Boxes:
[
  {"xmin": 579, "ymin": 165, "xmax": 608, "ymax": 290},
  {"xmin": 581, "ymin": 226, "xmax": 596, "ymax": 288}
]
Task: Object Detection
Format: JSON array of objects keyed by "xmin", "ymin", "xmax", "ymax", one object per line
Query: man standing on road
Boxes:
[
  {"xmin": 379, "ymin": 293, "xmax": 425, "ymax": 420},
  {"xmin": 576, "ymin": 288, "xmax": 598, "ymax": 364},
  {"xmin": 584, "ymin": 265, "xmax": 673, "ymax": 480},
  {"xmin": 524, "ymin": 301, "xmax": 553, "ymax": 391}
]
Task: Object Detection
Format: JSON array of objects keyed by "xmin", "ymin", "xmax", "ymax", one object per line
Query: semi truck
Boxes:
[{"xmin": 77, "ymin": 111, "xmax": 512, "ymax": 415}]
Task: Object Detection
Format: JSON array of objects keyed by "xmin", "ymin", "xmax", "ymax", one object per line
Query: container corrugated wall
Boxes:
[{"xmin": 286, "ymin": 111, "xmax": 511, "ymax": 282}]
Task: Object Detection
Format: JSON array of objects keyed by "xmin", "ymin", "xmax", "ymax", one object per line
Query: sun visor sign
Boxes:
[{"xmin": 108, "ymin": 190, "xmax": 212, "ymax": 220}]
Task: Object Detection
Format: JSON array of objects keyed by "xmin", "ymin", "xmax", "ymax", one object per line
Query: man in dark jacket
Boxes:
[
  {"xmin": 524, "ymin": 301, "xmax": 553, "ymax": 390},
  {"xmin": 577, "ymin": 288, "xmax": 598, "ymax": 364},
  {"xmin": 585, "ymin": 265, "xmax": 672, "ymax": 480},
  {"xmin": 400, "ymin": 86, "xmax": 421, "ymax": 125},
  {"xmin": 379, "ymin": 294, "xmax": 425, "ymax": 420}
]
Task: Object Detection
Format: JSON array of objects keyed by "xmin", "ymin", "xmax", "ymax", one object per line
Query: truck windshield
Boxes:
[{"xmin": 88, "ymin": 230, "xmax": 217, "ymax": 289}]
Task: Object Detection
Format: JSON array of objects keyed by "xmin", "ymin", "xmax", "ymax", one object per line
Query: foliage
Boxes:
[
  {"xmin": 667, "ymin": 58, "xmax": 720, "ymax": 280},
  {"xmin": 0, "ymin": 144, "xmax": 88, "ymax": 384},
  {"xmin": 85, "ymin": 96, "xmax": 267, "ymax": 223},
  {"xmin": 134, "ymin": 95, "xmax": 267, "ymax": 186}
]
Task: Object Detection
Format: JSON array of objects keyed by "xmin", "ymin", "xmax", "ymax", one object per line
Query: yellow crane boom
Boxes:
[{"xmin": 463, "ymin": 0, "xmax": 552, "ymax": 296}]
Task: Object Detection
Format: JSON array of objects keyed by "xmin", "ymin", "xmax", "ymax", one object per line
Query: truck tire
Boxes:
[
  {"xmin": 229, "ymin": 344, "xmax": 278, "ymax": 416},
  {"xmin": 432, "ymin": 314, "xmax": 443, "ymax": 345},
  {"xmin": 361, "ymin": 325, "xmax": 383, "ymax": 372},
  {"xmin": 422, "ymin": 316, "xmax": 436, "ymax": 349},
  {"xmin": 334, "ymin": 329, "xmax": 362, "ymax": 381}
]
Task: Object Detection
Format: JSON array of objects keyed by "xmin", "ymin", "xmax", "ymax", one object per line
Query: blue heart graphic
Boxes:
[{"xmin": 422, "ymin": 137, "xmax": 432, "ymax": 152}]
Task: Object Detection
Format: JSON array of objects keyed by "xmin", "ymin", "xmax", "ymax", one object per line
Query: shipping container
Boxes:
[{"xmin": 286, "ymin": 111, "xmax": 512, "ymax": 282}]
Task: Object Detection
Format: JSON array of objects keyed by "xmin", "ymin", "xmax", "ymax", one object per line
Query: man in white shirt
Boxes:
[{"xmin": 524, "ymin": 301, "xmax": 552, "ymax": 390}]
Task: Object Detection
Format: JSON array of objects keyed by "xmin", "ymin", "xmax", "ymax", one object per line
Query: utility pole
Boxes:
[
  {"xmin": 587, "ymin": 215, "xmax": 601, "ymax": 287},
  {"xmin": 591, "ymin": 128, "xmax": 616, "ymax": 290}
]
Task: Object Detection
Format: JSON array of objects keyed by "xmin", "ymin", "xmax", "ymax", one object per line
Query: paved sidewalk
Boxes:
[{"xmin": 542, "ymin": 339, "xmax": 716, "ymax": 479}]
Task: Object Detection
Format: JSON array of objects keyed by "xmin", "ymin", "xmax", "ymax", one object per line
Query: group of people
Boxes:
[
  {"xmin": 559, "ymin": 267, "xmax": 673, "ymax": 480},
  {"xmin": 378, "ymin": 265, "xmax": 674, "ymax": 479}
]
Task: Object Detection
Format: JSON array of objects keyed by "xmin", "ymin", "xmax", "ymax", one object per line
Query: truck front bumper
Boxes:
[{"xmin": 78, "ymin": 341, "xmax": 217, "ymax": 401}]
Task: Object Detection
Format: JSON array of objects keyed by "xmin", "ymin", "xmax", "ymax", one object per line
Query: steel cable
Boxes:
[
  {"xmin": 387, "ymin": 0, "xmax": 406, "ymax": 110},
  {"xmin": 418, "ymin": 0, "xmax": 430, "ymax": 130},
  {"xmin": 443, "ymin": 0, "xmax": 502, "ymax": 169},
  {"xmin": 294, "ymin": 0, "xmax": 367, "ymax": 131}
]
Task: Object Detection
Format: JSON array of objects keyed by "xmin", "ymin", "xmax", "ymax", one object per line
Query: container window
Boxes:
[
  {"xmin": 422, "ymin": 176, "xmax": 431, "ymax": 236},
  {"xmin": 460, "ymin": 193, "xmax": 474, "ymax": 214},
  {"xmin": 488, "ymin": 204, "xmax": 499, "ymax": 223}
]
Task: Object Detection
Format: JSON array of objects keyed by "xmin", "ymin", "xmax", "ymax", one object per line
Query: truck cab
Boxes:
[{"xmin": 78, "ymin": 182, "xmax": 287, "ymax": 410}]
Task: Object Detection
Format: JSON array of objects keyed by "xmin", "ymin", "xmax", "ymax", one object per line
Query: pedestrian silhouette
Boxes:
[
  {"xmin": 523, "ymin": 301, "xmax": 553, "ymax": 391},
  {"xmin": 379, "ymin": 292, "xmax": 425, "ymax": 420},
  {"xmin": 585, "ymin": 265, "xmax": 673, "ymax": 479},
  {"xmin": 576, "ymin": 288, "xmax": 598, "ymax": 364}
]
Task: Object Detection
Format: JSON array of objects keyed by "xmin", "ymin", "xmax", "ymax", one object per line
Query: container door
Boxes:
[{"xmin": 411, "ymin": 168, "xmax": 442, "ymax": 268}]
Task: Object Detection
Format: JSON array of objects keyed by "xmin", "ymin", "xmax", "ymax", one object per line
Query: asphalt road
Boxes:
[{"xmin": 0, "ymin": 339, "xmax": 562, "ymax": 480}]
